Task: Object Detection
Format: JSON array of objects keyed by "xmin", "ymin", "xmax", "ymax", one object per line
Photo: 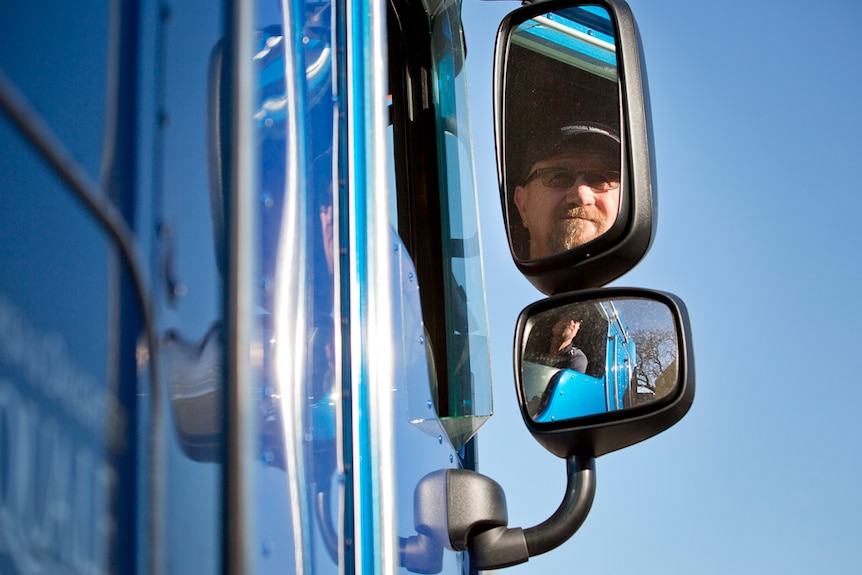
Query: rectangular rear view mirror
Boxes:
[
  {"xmin": 494, "ymin": 0, "xmax": 656, "ymax": 294},
  {"xmin": 515, "ymin": 288, "xmax": 694, "ymax": 458}
]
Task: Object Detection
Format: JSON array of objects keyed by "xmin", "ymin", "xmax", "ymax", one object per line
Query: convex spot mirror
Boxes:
[
  {"xmin": 515, "ymin": 288, "xmax": 694, "ymax": 458},
  {"xmin": 494, "ymin": 0, "xmax": 656, "ymax": 294}
]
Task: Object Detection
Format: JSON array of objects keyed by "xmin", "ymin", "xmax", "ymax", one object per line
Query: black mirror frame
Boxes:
[
  {"xmin": 514, "ymin": 287, "xmax": 694, "ymax": 458},
  {"xmin": 494, "ymin": 0, "xmax": 656, "ymax": 295}
]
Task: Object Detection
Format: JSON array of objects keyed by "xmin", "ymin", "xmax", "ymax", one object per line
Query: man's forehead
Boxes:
[{"xmin": 531, "ymin": 149, "xmax": 619, "ymax": 170}]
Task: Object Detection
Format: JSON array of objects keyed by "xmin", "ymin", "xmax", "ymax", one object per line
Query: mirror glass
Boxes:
[
  {"xmin": 504, "ymin": 5, "xmax": 621, "ymax": 261},
  {"xmin": 520, "ymin": 297, "xmax": 679, "ymax": 423}
]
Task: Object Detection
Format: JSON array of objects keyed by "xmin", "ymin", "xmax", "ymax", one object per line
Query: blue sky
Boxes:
[{"xmin": 464, "ymin": 0, "xmax": 862, "ymax": 573}]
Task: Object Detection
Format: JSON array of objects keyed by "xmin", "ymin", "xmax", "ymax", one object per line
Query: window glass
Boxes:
[{"xmin": 427, "ymin": 2, "xmax": 493, "ymax": 448}]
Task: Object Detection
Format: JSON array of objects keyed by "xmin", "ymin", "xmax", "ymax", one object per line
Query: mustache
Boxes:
[{"xmin": 553, "ymin": 204, "xmax": 601, "ymax": 222}]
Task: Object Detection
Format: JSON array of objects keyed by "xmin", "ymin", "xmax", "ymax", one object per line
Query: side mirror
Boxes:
[
  {"xmin": 494, "ymin": 0, "xmax": 656, "ymax": 294},
  {"xmin": 515, "ymin": 288, "xmax": 694, "ymax": 458},
  {"xmin": 396, "ymin": 288, "xmax": 693, "ymax": 571}
]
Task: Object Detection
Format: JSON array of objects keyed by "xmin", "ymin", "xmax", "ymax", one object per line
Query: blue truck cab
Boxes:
[
  {"xmin": 0, "ymin": 0, "xmax": 694, "ymax": 572},
  {"xmin": 1, "ymin": 0, "xmax": 490, "ymax": 572}
]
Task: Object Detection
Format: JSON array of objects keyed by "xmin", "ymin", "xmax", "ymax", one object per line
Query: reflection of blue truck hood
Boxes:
[
  {"xmin": 522, "ymin": 354, "xmax": 631, "ymax": 423},
  {"xmin": 528, "ymin": 363, "xmax": 609, "ymax": 422}
]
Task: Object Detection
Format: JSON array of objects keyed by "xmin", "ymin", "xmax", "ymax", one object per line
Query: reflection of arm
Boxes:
[
  {"xmin": 546, "ymin": 345, "xmax": 588, "ymax": 373},
  {"xmin": 565, "ymin": 347, "xmax": 588, "ymax": 373}
]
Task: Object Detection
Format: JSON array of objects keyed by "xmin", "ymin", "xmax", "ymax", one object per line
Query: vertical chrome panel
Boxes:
[
  {"xmin": 271, "ymin": 0, "xmax": 312, "ymax": 573},
  {"xmin": 343, "ymin": 0, "xmax": 397, "ymax": 569},
  {"xmin": 225, "ymin": 0, "xmax": 259, "ymax": 572}
]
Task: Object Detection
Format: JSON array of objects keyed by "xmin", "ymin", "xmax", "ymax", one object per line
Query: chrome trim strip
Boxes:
[
  {"xmin": 344, "ymin": 0, "xmax": 397, "ymax": 568},
  {"xmin": 273, "ymin": 0, "xmax": 312, "ymax": 573},
  {"xmin": 225, "ymin": 0, "xmax": 258, "ymax": 572}
]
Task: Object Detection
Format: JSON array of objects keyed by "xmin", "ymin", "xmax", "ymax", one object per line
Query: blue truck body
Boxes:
[{"xmin": 0, "ymin": 0, "xmax": 490, "ymax": 573}]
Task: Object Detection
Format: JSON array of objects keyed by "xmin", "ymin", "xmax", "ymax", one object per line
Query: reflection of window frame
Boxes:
[{"xmin": 512, "ymin": 14, "xmax": 618, "ymax": 81}]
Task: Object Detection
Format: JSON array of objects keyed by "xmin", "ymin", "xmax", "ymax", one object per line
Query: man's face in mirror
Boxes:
[
  {"xmin": 513, "ymin": 140, "xmax": 620, "ymax": 260},
  {"xmin": 551, "ymin": 317, "xmax": 581, "ymax": 347}
]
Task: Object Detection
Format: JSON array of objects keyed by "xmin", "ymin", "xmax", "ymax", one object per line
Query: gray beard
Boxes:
[{"xmin": 546, "ymin": 209, "xmax": 602, "ymax": 254}]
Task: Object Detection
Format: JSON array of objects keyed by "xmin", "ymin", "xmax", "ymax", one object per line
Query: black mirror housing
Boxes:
[
  {"xmin": 514, "ymin": 288, "xmax": 694, "ymax": 458},
  {"xmin": 494, "ymin": 0, "xmax": 656, "ymax": 294}
]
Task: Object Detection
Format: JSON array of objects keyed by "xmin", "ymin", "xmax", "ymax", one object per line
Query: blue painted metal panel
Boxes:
[
  {"xmin": 0, "ymin": 150, "xmax": 130, "ymax": 575},
  {"xmin": 0, "ymin": 3, "xmax": 139, "ymax": 573}
]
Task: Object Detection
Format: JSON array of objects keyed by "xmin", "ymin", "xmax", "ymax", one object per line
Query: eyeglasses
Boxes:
[{"xmin": 524, "ymin": 167, "xmax": 620, "ymax": 192}]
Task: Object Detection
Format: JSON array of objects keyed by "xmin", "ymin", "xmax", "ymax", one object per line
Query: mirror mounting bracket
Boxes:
[
  {"xmin": 520, "ymin": 455, "xmax": 596, "ymax": 559},
  {"xmin": 409, "ymin": 456, "xmax": 596, "ymax": 571}
]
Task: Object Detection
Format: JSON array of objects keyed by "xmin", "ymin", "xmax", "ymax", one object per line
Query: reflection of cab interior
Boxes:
[
  {"xmin": 504, "ymin": 9, "xmax": 620, "ymax": 260},
  {"xmin": 524, "ymin": 301, "xmax": 634, "ymax": 422}
]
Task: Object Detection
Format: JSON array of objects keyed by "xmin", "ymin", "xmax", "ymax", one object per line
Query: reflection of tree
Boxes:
[{"xmin": 632, "ymin": 326, "xmax": 676, "ymax": 402}]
